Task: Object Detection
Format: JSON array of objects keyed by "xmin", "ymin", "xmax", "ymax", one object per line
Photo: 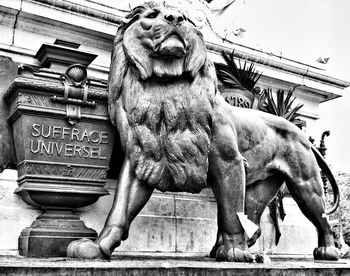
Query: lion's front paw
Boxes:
[
  {"xmin": 216, "ymin": 244, "xmax": 253, "ymax": 262},
  {"xmin": 67, "ymin": 238, "xmax": 106, "ymax": 260},
  {"xmin": 313, "ymin": 246, "xmax": 339, "ymax": 261}
]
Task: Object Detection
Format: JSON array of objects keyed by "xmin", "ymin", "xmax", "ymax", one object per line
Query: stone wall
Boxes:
[
  {"xmin": 0, "ymin": 168, "xmax": 318, "ymax": 256},
  {"xmin": 79, "ymin": 182, "xmax": 217, "ymax": 254},
  {"xmin": 0, "ymin": 170, "xmax": 40, "ymax": 254}
]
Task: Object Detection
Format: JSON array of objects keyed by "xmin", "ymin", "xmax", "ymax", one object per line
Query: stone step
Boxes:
[{"xmin": 0, "ymin": 255, "xmax": 349, "ymax": 276}]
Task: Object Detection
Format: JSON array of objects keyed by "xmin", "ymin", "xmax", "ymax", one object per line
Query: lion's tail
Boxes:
[{"xmin": 311, "ymin": 146, "xmax": 340, "ymax": 215}]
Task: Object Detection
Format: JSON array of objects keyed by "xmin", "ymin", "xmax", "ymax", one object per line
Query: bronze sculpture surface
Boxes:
[{"xmin": 67, "ymin": 2, "xmax": 339, "ymax": 262}]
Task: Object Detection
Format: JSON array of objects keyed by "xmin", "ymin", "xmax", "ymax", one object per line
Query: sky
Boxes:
[{"xmin": 215, "ymin": 0, "xmax": 350, "ymax": 173}]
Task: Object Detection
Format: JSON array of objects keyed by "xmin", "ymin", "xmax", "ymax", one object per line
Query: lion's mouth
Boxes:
[{"xmin": 155, "ymin": 34, "xmax": 186, "ymax": 58}]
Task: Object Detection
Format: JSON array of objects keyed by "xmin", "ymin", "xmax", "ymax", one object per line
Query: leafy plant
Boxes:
[
  {"xmin": 215, "ymin": 51, "xmax": 262, "ymax": 95},
  {"xmin": 258, "ymin": 88, "xmax": 304, "ymax": 123}
]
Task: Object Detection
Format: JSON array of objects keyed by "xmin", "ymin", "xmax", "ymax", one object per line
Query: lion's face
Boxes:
[{"xmin": 122, "ymin": 3, "xmax": 207, "ymax": 80}]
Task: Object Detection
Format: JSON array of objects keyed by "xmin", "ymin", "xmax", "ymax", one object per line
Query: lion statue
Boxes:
[{"xmin": 67, "ymin": 2, "xmax": 340, "ymax": 262}]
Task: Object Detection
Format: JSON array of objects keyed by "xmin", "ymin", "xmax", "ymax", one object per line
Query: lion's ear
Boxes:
[
  {"xmin": 108, "ymin": 27, "xmax": 128, "ymax": 126},
  {"xmin": 185, "ymin": 30, "xmax": 207, "ymax": 78}
]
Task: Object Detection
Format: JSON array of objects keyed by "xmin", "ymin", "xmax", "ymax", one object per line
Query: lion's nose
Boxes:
[{"xmin": 164, "ymin": 12, "xmax": 184, "ymax": 25}]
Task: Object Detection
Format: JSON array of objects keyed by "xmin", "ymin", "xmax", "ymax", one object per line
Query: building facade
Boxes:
[{"xmin": 0, "ymin": 0, "xmax": 349, "ymax": 256}]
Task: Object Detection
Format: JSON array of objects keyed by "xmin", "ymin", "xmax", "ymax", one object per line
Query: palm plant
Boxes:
[
  {"xmin": 258, "ymin": 88, "xmax": 304, "ymax": 124},
  {"xmin": 215, "ymin": 51, "xmax": 262, "ymax": 95}
]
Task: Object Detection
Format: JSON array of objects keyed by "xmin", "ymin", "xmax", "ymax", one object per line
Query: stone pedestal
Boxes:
[
  {"xmin": 19, "ymin": 210, "xmax": 97, "ymax": 257},
  {"xmin": 4, "ymin": 48, "xmax": 114, "ymax": 256}
]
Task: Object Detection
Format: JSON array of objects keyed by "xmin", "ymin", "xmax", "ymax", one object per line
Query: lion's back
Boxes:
[{"xmin": 221, "ymin": 99, "xmax": 311, "ymax": 153}]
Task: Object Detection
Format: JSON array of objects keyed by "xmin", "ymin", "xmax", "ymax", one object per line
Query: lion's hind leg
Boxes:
[
  {"xmin": 283, "ymin": 155, "xmax": 338, "ymax": 261},
  {"xmin": 210, "ymin": 173, "xmax": 284, "ymax": 257},
  {"xmin": 245, "ymin": 174, "xmax": 285, "ymax": 247}
]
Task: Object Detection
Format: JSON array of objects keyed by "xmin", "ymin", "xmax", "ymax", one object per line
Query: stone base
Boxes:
[
  {"xmin": 0, "ymin": 255, "xmax": 350, "ymax": 276},
  {"xmin": 19, "ymin": 210, "xmax": 97, "ymax": 257}
]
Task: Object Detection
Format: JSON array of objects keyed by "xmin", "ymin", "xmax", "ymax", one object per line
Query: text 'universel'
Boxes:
[{"xmin": 29, "ymin": 124, "xmax": 109, "ymax": 159}]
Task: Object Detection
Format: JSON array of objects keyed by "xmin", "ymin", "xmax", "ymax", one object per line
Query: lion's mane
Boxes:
[{"xmin": 108, "ymin": 3, "xmax": 217, "ymax": 192}]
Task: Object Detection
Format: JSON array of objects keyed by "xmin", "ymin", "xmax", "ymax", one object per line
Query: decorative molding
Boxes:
[
  {"xmin": 207, "ymin": 42, "xmax": 350, "ymax": 89},
  {"xmin": 31, "ymin": 0, "xmax": 123, "ymax": 25},
  {"xmin": 23, "ymin": 93, "xmax": 62, "ymax": 109},
  {"xmin": 9, "ymin": 91, "xmax": 108, "ymax": 119},
  {"xmin": 5, "ymin": 69, "xmax": 108, "ymax": 103},
  {"xmin": 5, "ymin": 68, "xmax": 110, "ymax": 124},
  {"xmin": 35, "ymin": 43, "xmax": 97, "ymax": 68},
  {"xmin": 18, "ymin": 162, "xmax": 108, "ymax": 180}
]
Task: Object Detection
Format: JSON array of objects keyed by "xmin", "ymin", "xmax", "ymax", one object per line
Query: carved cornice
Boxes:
[
  {"xmin": 207, "ymin": 42, "xmax": 350, "ymax": 89},
  {"xmin": 4, "ymin": 68, "xmax": 108, "ymax": 103},
  {"xmin": 18, "ymin": 161, "xmax": 107, "ymax": 181},
  {"xmin": 4, "ymin": 67, "xmax": 110, "ymax": 124},
  {"xmin": 35, "ymin": 43, "xmax": 97, "ymax": 68},
  {"xmin": 31, "ymin": 0, "xmax": 123, "ymax": 25}
]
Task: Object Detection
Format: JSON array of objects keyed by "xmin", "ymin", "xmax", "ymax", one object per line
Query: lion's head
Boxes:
[
  {"xmin": 108, "ymin": 2, "xmax": 217, "ymax": 193},
  {"xmin": 119, "ymin": 2, "xmax": 207, "ymax": 80}
]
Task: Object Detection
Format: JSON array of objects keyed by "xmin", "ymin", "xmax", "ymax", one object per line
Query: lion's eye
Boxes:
[{"xmin": 145, "ymin": 11, "xmax": 159, "ymax": 19}]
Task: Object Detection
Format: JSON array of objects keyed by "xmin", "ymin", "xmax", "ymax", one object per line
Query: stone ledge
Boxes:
[{"xmin": 0, "ymin": 255, "xmax": 350, "ymax": 276}]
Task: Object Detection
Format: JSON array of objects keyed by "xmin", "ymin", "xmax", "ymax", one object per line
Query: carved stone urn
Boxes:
[{"xmin": 4, "ymin": 44, "xmax": 115, "ymax": 257}]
